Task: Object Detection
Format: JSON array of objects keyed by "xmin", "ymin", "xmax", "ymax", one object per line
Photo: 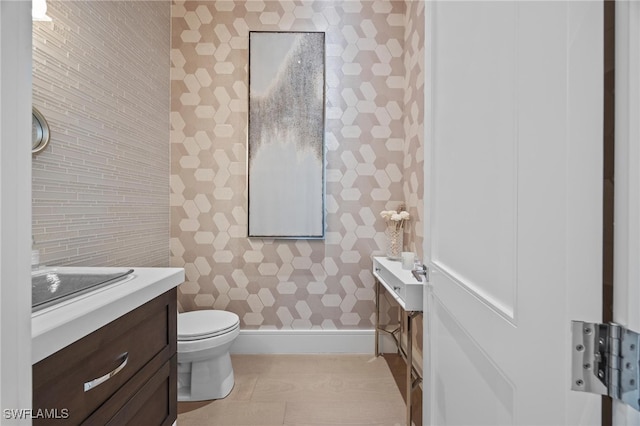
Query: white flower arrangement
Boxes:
[{"xmin": 380, "ymin": 207, "xmax": 410, "ymax": 231}]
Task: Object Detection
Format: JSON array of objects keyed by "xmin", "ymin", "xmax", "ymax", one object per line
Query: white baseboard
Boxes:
[{"xmin": 230, "ymin": 329, "xmax": 397, "ymax": 354}]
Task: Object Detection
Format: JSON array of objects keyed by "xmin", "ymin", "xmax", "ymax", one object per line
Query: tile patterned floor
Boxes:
[{"xmin": 177, "ymin": 354, "xmax": 412, "ymax": 426}]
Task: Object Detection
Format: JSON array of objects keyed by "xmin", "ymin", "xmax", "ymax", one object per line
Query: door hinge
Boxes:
[{"xmin": 571, "ymin": 321, "xmax": 640, "ymax": 411}]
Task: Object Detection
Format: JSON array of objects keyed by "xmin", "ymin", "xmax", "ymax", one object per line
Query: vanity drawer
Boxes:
[
  {"xmin": 82, "ymin": 355, "xmax": 177, "ymax": 426},
  {"xmin": 33, "ymin": 289, "xmax": 177, "ymax": 425}
]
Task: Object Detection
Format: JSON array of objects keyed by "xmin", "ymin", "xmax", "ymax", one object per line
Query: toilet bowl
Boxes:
[{"xmin": 177, "ymin": 310, "xmax": 240, "ymax": 402}]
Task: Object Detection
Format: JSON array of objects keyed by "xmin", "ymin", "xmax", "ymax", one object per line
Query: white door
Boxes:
[
  {"xmin": 422, "ymin": 2, "xmax": 603, "ymax": 425},
  {"xmin": 0, "ymin": 1, "xmax": 33, "ymax": 422},
  {"xmin": 613, "ymin": 2, "xmax": 640, "ymax": 425}
]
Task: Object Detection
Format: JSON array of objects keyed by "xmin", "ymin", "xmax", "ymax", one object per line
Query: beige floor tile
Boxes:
[
  {"xmin": 178, "ymin": 401, "xmax": 286, "ymax": 425},
  {"xmin": 250, "ymin": 373, "xmax": 401, "ymax": 403},
  {"xmin": 178, "ymin": 354, "xmax": 411, "ymax": 426},
  {"xmin": 231, "ymin": 354, "xmax": 389, "ymax": 377},
  {"xmin": 283, "ymin": 400, "xmax": 405, "ymax": 425},
  {"xmin": 225, "ymin": 373, "xmax": 259, "ymax": 401}
]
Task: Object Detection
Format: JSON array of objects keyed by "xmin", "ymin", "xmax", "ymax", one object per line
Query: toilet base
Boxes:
[{"xmin": 177, "ymin": 350, "xmax": 235, "ymax": 401}]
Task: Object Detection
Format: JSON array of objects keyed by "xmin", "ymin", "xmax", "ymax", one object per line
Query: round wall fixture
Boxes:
[{"xmin": 32, "ymin": 107, "xmax": 50, "ymax": 155}]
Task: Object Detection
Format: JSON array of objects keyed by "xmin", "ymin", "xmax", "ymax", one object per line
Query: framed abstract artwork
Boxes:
[{"xmin": 248, "ymin": 31, "xmax": 326, "ymax": 239}]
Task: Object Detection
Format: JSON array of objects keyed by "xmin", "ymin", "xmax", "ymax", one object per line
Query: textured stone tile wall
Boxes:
[
  {"xmin": 171, "ymin": 0, "xmax": 410, "ymax": 329},
  {"xmin": 32, "ymin": 1, "xmax": 171, "ymax": 267}
]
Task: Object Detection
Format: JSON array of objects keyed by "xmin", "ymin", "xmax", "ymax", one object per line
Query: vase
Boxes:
[{"xmin": 385, "ymin": 225, "xmax": 403, "ymax": 260}]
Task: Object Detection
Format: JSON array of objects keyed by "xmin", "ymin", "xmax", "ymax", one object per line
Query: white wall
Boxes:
[{"xmin": 0, "ymin": 1, "xmax": 33, "ymax": 424}]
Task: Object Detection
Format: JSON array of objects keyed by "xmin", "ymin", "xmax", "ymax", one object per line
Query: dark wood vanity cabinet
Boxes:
[{"xmin": 33, "ymin": 288, "xmax": 177, "ymax": 425}]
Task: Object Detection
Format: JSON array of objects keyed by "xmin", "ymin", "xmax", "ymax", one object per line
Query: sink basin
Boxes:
[{"xmin": 32, "ymin": 267, "xmax": 134, "ymax": 312}]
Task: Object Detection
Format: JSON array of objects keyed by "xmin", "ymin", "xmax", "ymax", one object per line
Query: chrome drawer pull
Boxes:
[{"xmin": 84, "ymin": 352, "xmax": 129, "ymax": 392}]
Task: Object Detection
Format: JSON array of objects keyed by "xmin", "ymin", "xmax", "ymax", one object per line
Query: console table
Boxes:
[{"xmin": 373, "ymin": 256, "xmax": 425, "ymax": 426}]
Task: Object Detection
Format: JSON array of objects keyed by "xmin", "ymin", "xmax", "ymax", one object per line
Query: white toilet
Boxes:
[{"xmin": 177, "ymin": 310, "xmax": 240, "ymax": 402}]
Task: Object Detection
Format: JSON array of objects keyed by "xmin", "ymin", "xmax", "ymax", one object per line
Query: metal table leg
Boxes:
[
  {"xmin": 373, "ymin": 278, "xmax": 420, "ymax": 426},
  {"xmin": 375, "ymin": 279, "xmax": 380, "ymax": 357},
  {"xmin": 406, "ymin": 311, "xmax": 413, "ymax": 426}
]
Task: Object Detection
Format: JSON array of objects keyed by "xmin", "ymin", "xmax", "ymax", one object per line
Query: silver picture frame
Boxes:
[{"xmin": 247, "ymin": 31, "xmax": 326, "ymax": 239}]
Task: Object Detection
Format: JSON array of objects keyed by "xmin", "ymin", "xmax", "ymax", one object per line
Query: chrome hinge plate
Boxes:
[{"xmin": 571, "ymin": 321, "xmax": 640, "ymax": 411}]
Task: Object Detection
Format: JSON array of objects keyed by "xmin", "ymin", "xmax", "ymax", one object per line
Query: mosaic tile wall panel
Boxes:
[
  {"xmin": 403, "ymin": 0, "xmax": 425, "ymax": 369},
  {"xmin": 32, "ymin": 1, "xmax": 171, "ymax": 267},
  {"xmin": 403, "ymin": 0, "xmax": 425, "ymax": 260},
  {"xmin": 171, "ymin": 0, "xmax": 413, "ymax": 329}
]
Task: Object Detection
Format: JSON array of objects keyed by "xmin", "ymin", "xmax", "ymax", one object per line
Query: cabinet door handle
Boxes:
[{"xmin": 84, "ymin": 352, "xmax": 129, "ymax": 392}]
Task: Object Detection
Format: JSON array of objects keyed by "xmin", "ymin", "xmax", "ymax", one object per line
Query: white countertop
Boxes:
[{"xmin": 32, "ymin": 267, "xmax": 184, "ymax": 364}]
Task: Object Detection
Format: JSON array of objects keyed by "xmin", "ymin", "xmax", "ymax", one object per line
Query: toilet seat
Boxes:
[{"xmin": 178, "ymin": 310, "xmax": 240, "ymax": 341}]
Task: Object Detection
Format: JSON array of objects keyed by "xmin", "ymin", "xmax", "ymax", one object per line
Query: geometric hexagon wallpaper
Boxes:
[{"xmin": 170, "ymin": 0, "xmax": 424, "ymax": 333}]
